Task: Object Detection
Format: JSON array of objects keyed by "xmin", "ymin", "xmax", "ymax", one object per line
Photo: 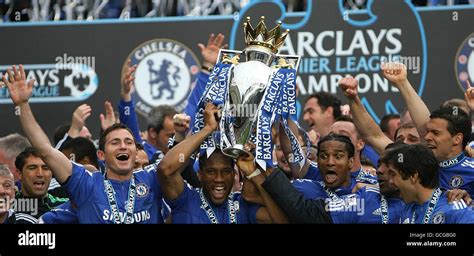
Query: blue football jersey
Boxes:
[
  {"xmin": 184, "ymin": 72, "xmax": 209, "ymax": 126},
  {"xmin": 361, "ymin": 144, "xmax": 379, "ymax": 168},
  {"xmin": 166, "ymin": 184, "xmax": 260, "ymax": 224},
  {"xmin": 63, "ymin": 162, "xmax": 164, "ymax": 223},
  {"xmin": 292, "ymin": 178, "xmax": 355, "ymax": 200},
  {"xmin": 330, "ymin": 186, "xmax": 403, "ymax": 224},
  {"xmin": 39, "ymin": 201, "xmax": 78, "ymax": 224},
  {"xmin": 438, "ymin": 153, "xmax": 474, "ymax": 197},
  {"xmin": 400, "ymin": 190, "xmax": 474, "ymax": 224}
]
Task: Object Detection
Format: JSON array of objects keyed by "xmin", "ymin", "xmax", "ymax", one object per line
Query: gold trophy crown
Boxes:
[{"xmin": 243, "ymin": 16, "xmax": 289, "ymax": 54}]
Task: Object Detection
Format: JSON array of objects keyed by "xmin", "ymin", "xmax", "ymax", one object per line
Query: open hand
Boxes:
[
  {"xmin": 2, "ymin": 65, "xmax": 35, "ymax": 106},
  {"xmin": 198, "ymin": 33, "xmax": 228, "ymax": 67}
]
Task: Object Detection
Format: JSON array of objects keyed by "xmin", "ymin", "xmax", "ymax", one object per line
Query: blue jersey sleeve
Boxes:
[
  {"xmin": 237, "ymin": 194, "xmax": 261, "ymax": 224},
  {"xmin": 303, "ymin": 162, "xmax": 320, "ymax": 181},
  {"xmin": 165, "ymin": 182, "xmax": 192, "ymax": 212},
  {"xmin": 445, "ymin": 203, "xmax": 474, "ymax": 224},
  {"xmin": 292, "ymin": 179, "xmax": 323, "ymax": 199},
  {"xmin": 62, "ymin": 162, "xmax": 96, "ymax": 207},
  {"xmin": 184, "ymin": 71, "xmax": 209, "ymax": 125},
  {"xmin": 118, "ymin": 99, "xmax": 143, "ymax": 144},
  {"xmin": 361, "ymin": 145, "xmax": 380, "ymax": 168},
  {"xmin": 39, "ymin": 201, "xmax": 78, "ymax": 224}
]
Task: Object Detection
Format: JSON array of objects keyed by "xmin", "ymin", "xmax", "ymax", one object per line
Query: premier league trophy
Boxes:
[{"xmin": 192, "ymin": 16, "xmax": 307, "ymax": 171}]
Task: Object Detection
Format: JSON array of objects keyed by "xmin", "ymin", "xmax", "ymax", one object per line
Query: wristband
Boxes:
[
  {"xmin": 202, "ymin": 65, "xmax": 213, "ymax": 72},
  {"xmin": 246, "ymin": 169, "xmax": 261, "ymax": 179}
]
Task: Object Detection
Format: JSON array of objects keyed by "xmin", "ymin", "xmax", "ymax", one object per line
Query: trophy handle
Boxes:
[
  {"xmin": 217, "ymin": 49, "xmax": 243, "ymax": 64},
  {"xmin": 274, "ymin": 54, "xmax": 301, "ymax": 71}
]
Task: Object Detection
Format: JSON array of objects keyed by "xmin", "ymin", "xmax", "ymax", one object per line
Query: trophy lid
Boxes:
[{"xmin": 243, "ymin": 16, "xmax": 289, "ymax": 54}]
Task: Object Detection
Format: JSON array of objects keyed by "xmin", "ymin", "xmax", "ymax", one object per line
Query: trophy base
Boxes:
[{"xmin": 222, "ymin": 145, "xmax": 252, "ymax": 159}]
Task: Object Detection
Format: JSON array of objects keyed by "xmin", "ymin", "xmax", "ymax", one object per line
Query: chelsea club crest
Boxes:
[
  {"xmin": 432, "ymin": 212, "xmax": 445, "ymax": 224},
  {"xmin": 450, "ymin": 175, "xmax": 464, "ymax": 188},
  {"xmin": 455, "ymin": 33, "xmax": 474, "ymax": 92},
  {"xmin": 124, "ymin": 39, "xmax": 200, "ymax": 115},
  {"xmin": 136, "ymin": 183, "xmax": 149, "ymax": 198}
]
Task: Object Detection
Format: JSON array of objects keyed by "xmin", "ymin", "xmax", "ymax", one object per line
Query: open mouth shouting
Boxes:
[
  {"xmin": 32, "ymin": 181, "xmax": 46, "ymax": 190},
  {"xmin": 324, "ymin": 170, "xmax": 338, "ymax": 185},
  {"xmin": 116, "ymin": 153, "xmax": 130, "ymax": 161}
]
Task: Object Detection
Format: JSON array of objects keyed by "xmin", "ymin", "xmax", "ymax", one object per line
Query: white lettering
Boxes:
[{"xmin": 18, "ymin": 230, "xmax": 56, "ymax": 250}]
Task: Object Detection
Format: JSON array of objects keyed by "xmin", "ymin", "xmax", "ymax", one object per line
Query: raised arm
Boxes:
[
  {"xmin": 339, "ymin": 76, "xmax": 392, "ymax": 154},
  {"xmin": 157, "ymin": 103, "xmax": 218, "ymax": 200},
  {"xmin": 2, "ymin": 65, "xmax": 72, "ymax": 183},
  {"xmin": 118, "ymin": 59, "xmax": 142, "ymax": 143},
  {"xmin": 185, "ymin": 33, "xmax": 227, "ymax": 125},
  {"xmin": 382, "ymin": 62, "xmax": 430, "ymax": 137},
  {"xmin": 237, "ymin": 156, "xmax": 288, "ymax": 224}
]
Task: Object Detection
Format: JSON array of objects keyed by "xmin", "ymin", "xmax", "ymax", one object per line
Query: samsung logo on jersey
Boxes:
[{"xmin": 102, "ymin": 210, "xmax": 151, "ymax": 223}]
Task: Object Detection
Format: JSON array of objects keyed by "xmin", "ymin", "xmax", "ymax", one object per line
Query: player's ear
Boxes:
[
  {"xmin": 409, "ymin": 173, "xmax": 419, "ymax": 184},
  {"xmin": 97, "ymin": 150, "xmax": 105, "ymax": 161}
]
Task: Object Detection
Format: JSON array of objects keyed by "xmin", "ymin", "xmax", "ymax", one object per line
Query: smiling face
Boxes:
[
  {"xmin": 303, "ymin": 98, "xmax": 332, "ymax": 136},
  {"xmin": 317, "ymin": 140, "xmax": 353, "ymax": 189},
  {"xmin": 199, "ymin": 151, "xmax": 236, "ymax": 205},
  {"xmin": 387, "ymin": 165, "xmax": 416, "ymax": 203},
  {"xmin": 19, "ymin": 156, "xmax": 52, "ymax": 198},
  {"xmin": 103, "ymin": 128, "xmax": 137, "ymax": 177}
]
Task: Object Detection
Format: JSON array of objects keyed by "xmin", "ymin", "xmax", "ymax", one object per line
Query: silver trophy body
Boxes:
[
  {"xmin": 216, "ymin": 16, "xmax": 300, "ymax": 159},
  {"xmin": 218, "ymin": 46, "xmax": 300, "ymax": 159},
  {"xmin": 221, "ymin": 47, "xmax": 274, "ymax": 158}
]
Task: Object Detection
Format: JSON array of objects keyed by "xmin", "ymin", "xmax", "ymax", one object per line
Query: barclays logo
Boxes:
[{"xmin": 0, "ymin": 63, "xmax": 98, "ymax": 103}]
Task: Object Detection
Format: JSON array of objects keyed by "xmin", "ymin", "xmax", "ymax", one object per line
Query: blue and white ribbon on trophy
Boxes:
[
  {"xmin": 192, "ymin": 63, "xmax": 234, "ymax": 157},
  {"xmin": 219, "ymin": 91, "xmax": 235, "ymax": 151},
  {"xmin": 279, "ymin": 69, "xmax": 309, "ymax": 171},
  {"xmin": 254, "ymin": 69, "xmax": 285, "ymax": 171}
]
